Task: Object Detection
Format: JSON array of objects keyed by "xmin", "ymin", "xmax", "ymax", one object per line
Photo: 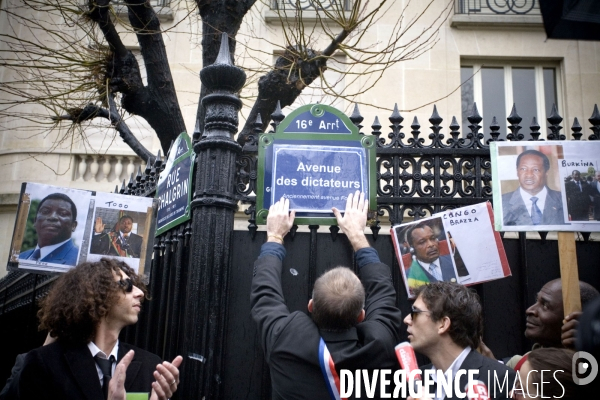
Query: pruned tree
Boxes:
[{"xmin": 0, "ymin": 0, "xmax": 452, "ymax": 162}]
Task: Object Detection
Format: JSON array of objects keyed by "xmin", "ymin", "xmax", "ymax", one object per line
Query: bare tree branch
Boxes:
[
  {"xmin": 195, "ymin": 0, "xmax": 258, "ymax": 137},
  {"xmin": 237, "ymin": 0, "xmax": 452, "ymax": 144},
  {"xmin": 0, "ymin": 0, "xmax": 453, "ymax": 170}
]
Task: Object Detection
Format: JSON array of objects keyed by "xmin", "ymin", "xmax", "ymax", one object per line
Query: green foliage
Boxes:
[
  {"xmin": 588, "ymin": 166, "xmax": 595, "ymax": 176},
  {"xmin": 21, "ymin": 200, "xmax": 39, "ymax": 251}
]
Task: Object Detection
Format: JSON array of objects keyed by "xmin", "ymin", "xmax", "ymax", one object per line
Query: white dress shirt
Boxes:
[
  {"xmin": 88, "ymin": 340, "xmax": 120, "ymax": 385},
  {"xmin": 417, "ymin": 259, "xmax": 443, "ymax": 281},
  {"xmin": 427, "ymin": 346, "xmax": 472, "ymax": 400},
  {"xmin": 519, "ymin": 186, "xmax": 547, "ymax": 217}
]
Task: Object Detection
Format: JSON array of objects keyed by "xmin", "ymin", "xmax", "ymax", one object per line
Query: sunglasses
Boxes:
[
  {"xmin": 410, "ymin": 305, "xmax": 430, "ymax": 320},
  {"xmin": 118, "ymin": 278, "xmax": 133, "ymax": 293}
]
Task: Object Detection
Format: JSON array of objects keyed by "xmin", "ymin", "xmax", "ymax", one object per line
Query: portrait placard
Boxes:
[
  {"xmin": 491, "ymin": 141, "xmax": 600, "ymax": 231},
  {"xmin": 391, "ymin": 202, "xmax": 510, "ymax": 298},
  {"xmin": 86, "ymin": 192, "xmax": 156, "ymax": 277},
  {"xmin": 8, "ymin": 183, "xmax": 93, "ymax": 274},
  {"xmin": 7, "ymin": 183, "xmax": 156, "ymax": 279},
  {"xmin": 256, "ymin": 104, "xmax": 377, "ymax": 225}
]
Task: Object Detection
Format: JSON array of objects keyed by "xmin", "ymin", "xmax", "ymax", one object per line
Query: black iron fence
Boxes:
[
  {"xmin": 1, "ymin": 34, "xmax": 600, "ymax": 398},
  {"xmin": 455, "ymin": 0, "xmax": 540, "ymax": 15}
]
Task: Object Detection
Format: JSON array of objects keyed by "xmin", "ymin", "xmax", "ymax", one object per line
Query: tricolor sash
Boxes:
[{"xmin": 318, "ymin": 338, "xmax": 347, "ymax": 400}]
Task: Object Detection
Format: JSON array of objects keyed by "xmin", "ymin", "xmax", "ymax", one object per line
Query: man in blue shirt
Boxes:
[{"xmin": 251, "ymin": 191, "xmax": 402, "ymax": 400}]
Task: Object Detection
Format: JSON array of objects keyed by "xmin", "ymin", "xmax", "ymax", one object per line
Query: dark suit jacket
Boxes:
[
  {"xmin": 90, "ymin": 232, "xmax": 143, "ymax": 258},
  {"xmin": 565, "ymin": 180, "xmax": 592, "ymax": 221},
  {"xmin": 0, "ymin": 353, "xmax": 25, "ymax": 400},
  {"xmin": 19, "ymin": 240, "xmax": 79, "ymax": 265},
  {"xmin": 251, "ymin": 255, "xmax": 403, "ymax": 400},
  {"xmin": 18, "ymin": 341, "xmax": 160, "ymax": 400},
  {"xmin": 423, "ymin": 350, "xmax": 516, "ymax": 400},
  {"xmin": 501, "ymin": 187, "xmax": 565, "ymax": 226},
  {"xmin": 590, "ymin": 181, "xmax": 600, "ymax": 220}
]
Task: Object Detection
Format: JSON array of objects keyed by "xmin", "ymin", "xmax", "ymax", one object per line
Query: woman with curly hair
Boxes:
[{"xmin": 17, "ymin": 258, "xmax": 182, "ymax": 400}]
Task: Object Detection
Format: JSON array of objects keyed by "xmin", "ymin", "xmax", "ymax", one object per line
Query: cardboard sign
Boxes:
[
  {"xmin": 8, "ymin": 182, "xmax": 156, "ymax": 279},
  {"xmin": 257, "ymin": 104, "xmax": 376, "ymax": 225},
  {"xmin": 391, "ymin": 202, "xmax": 511, "ymax": 298},
  {"xmin": 491, "ymin": 141, "xmax": 600, "ymax": 231}
]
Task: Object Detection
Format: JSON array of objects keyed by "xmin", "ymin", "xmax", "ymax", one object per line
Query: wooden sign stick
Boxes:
[{"xmin": 558, "ymin": 231, "xmax": 582, "ymax": 316}]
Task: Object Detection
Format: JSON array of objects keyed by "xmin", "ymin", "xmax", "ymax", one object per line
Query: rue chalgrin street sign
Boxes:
[
  {"xmin": 257, "ymin": 104, "xmax": 377, "ymax": 225},
  {"xmin": 155, "ymin": 132, "xmax": 195, "ymax": 236}
]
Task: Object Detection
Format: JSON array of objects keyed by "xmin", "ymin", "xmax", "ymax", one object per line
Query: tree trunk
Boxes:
[{"xmin": 195, "ymin": 0, "xmax": 257, "ymax": 138}]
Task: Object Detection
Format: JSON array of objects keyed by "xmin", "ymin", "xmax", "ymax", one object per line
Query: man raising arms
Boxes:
[
  {"xmin": 91, "ymin": 215, "xmax": 144, "ymax": 258},
  {"xmin": 251, "ymin": 192, "xmax": 402, "ymax": 399}
]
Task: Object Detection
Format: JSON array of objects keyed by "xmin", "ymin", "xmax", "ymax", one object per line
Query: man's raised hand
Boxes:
[
  {"xmin": 107, "ymin": 350, "xmax": 135, "ymax": 400},
  {"xmin": 332, "ymin": 191, "xmax": 370, "ymax": 251},
  {"xmin": 150, "ymin": 355, "xmax": 183, "ymax": 400},
  {"xmin": 94, "ymin": 216, "xmax": 105, "ymax": 234},
  {"xmin": 266, "ymin": 197, "xmax": 295, "ymax": 244}
]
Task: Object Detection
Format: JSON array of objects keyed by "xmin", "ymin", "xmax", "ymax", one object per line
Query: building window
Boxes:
[
  {"xmin": 460, "ymin": 62, "xmax": 559, "ymax": 140},
  {"xmin": 277, "ymin": 54, "xmax": 346, "ymax": 113},
  {"xmin": 454, "ymin": 0, "xmax": 539, "ymax": 16},
  {"xmin": 271, "ymin": 0, "xmax": 351, "ymax": 11},
  {"xmin": 112, "ymin": 1, "xmax": 174, "ymax": 21},
  {"xmin": 114, "ymin": 0, "xmax": 170, "ymax": 6}
]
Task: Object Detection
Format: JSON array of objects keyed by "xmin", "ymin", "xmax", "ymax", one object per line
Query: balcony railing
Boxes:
[
  {"xmin": 271, "ymin": 0, "xmax": 352, "ymax": 11},
  {"xmin": 455, "ymin": 0, "xmax": 540, "ymax": 15},
  {"xmin": 112, "ymin": 0, "xmax": 173, "ymax": 21}
]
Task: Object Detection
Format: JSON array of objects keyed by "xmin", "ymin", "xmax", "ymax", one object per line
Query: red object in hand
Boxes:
[{"xmin": 395, "ymin": 342, "xmax": 421, "ymax": 381}]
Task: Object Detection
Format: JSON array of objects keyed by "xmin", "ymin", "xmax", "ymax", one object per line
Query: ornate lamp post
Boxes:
[{"xmin": 182, "ymin": 32, "xmax": 246, "ymax": 399}]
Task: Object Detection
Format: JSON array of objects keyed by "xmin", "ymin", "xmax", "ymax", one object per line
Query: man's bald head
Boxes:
[{"xmin": 525, "ymin": 279, "xmax": 599, "ymax": 346}]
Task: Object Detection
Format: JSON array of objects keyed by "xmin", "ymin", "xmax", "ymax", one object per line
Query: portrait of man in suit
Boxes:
[
  {"xmin": 565, "ymin": 169, "xmax": 592, "ymax": 221},
  {"xmin": 592, "ymin": 171, "xmax": 600, "ymax": 221},
  {"xmin": 405, "ymin": 221, "xmax": 457, "ymax": 294},
  {"xmin": 19, "ymin": 192, "xmax": 79, "ymax": 265},
  {"xmin": 501, "ymin": 149, "xmax": 565, "ymax": 226},
  {"xmin": 90, "ymin": 214, "xmax": 144, "ymax": 258}
]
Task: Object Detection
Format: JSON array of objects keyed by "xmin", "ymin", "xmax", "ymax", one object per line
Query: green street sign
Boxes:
[
  {"xmin": 155, "ymin": 132, "xmax": 195, "ymax": 236},
  {"xmin": 257, "ymin": 104, "xmax": 377, "ymax": 225}
]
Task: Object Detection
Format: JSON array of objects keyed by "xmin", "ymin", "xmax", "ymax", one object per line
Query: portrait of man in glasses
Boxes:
[
  {"xmin": 18, "ymin": 258, "xmax": 182, "ymax": 399},
  {"xmin": 19, "ymin": 192, "xmax": 80, "ymax": 265},
  {"xmin": 90, "ymin": 214, "xmax": 144, "ymax": 259}
]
